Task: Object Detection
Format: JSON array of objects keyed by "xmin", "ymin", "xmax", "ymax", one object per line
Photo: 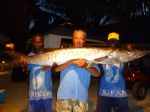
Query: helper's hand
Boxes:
[
  {"xmin": 41, "ymin": 66, "xmax": 51, "ymax": 72},
  {"xmin": 19, "ymin": 56, "xmax": 28, "ymax": 68}
]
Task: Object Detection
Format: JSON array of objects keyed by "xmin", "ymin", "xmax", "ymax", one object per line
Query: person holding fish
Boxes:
[
  {"xmin": 54, "ymin": 29, "xmax": 100, "ymax": 112},
  {"xmin": 21, "ymin": 34, "xmax": 54, "ymax": 112},
  {"xmin": 95, "ymin": 32, "xmax": 129, "ymax": 112}
]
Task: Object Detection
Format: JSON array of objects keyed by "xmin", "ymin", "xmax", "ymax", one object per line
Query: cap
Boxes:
[{"xmin": 107, "ymin": 32, "xmax": 119, "ymax": 40}]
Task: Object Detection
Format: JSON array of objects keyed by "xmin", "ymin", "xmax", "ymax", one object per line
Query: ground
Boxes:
[{"xmin": 0, "ymin": 73, "xmax": 150, "ymax": 112}]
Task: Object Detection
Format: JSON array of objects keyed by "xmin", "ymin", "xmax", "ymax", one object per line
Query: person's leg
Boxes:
[
  {"xmin": 72, "ymin": 100, "xmax": 88, "ymax": 112},
  {"xmin": 113, "ymin": 97, "xmax": 129, "ymax": 112},
  {"xmin": 56, "ymin": 99, "xmax": 73, "ymax": 112},
  {"xmin": 43, "ymin": 98, "xmax": 53, "ymax": 112},
  {"xmin": 95, "ymin": 96, "xmax": 112, "ymax": 112},
  {"xmin": 28, "ymin": 100, "xmax": 41, "ymax": 112}
]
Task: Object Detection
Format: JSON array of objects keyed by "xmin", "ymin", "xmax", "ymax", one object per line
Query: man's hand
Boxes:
[
  {"xmin": 19, "ymin": 56, "xmax": 28, "ymax": 68},
  {"xmin": 41, "ymin": 66, "xmax": 51, "ymax": 72},
  {"xmin": 72, "ymin": 59, "xmax": 87, "ymax": 68}
]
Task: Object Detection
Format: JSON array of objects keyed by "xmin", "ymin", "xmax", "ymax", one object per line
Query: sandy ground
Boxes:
[{"xmin": 0, "ymin": 74, "xmax": 150, "ymax": 112}]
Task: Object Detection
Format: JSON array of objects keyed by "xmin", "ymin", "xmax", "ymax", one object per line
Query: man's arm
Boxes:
[
  {"xmin": 54, "ymin": 59, "xmax": 88, "ymax": 72},
  {"xmin": 55, "ymin": 59, "xmax": 100, "ymax": 77},
  {"xmin": 85, "ymin": 66, "xmax": 100, "ymax": 77},
  {"xmin": 54, "ymin": 60, "xmax": 74, "ymax": 72},
  {"xmin": 41, "ymin": 66, "xmax": 52, "ymax": 71},
  {"xmin": 74, "ymin": 59, "xmax": 100, "ymax": 77}
]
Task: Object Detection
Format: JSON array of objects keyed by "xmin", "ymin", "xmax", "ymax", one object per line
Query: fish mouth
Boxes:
[{"xmin": 133, "ymin": 51, "xmax": 148, "ymax": 59}]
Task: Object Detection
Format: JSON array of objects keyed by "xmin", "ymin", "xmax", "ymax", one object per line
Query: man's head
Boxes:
[
  {"xmin": 107, "ymin": 32, "xmax": 120, "ymax": 47},
  {"xmin": 72, "ymin": 29, "xmax": 86, "ymax": 47},
  {"xmin": 32, "ymin": 34, "xmax": 44, "ymax": 53}
]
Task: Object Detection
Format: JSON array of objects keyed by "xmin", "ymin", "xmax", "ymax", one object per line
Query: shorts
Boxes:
[
  {"xmin": 56, "ymin": 99, "xmax": 88, "ymax": 112},
  {"xmin": 28, "ymin": 98, "xmax": 53, "ymax": 112},
  {"xmin": 95, "ymin": 96, "xmax": 129, "ymax": 112}
]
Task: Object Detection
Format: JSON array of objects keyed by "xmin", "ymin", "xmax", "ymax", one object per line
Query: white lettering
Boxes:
[
  {"xmin": 37, "ymin": 91, "xmax": 42, "ymax": 97},
  {"xmin": 100, "ymin": 89, "xmax": 127, "ymax": 97},
  {"xmin": 122, "ymin": 90, "xmax": 127, "ymax": 96},
  {"xmin": 116, "ymin": 91, "xmax": 122, "ymax": 96},
  {"xmin": 29, "ymin": 91, "xmax": 52, "ymax": 100},
  {"xmin": 45, "ymin": 91, "xmax": 52, "ymax": 97},
  {"xmin": 110, "ymin": 90, "xmax": 115, "ymax": 96},
  {"xmin": 101, "ymin": 89, "xmax": 108, "ymax": 96}
]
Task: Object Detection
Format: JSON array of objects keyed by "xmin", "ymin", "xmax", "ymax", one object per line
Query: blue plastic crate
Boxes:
[{"xmin": 0, "ymin": 89, "xmax": 5, "ymax": 103}]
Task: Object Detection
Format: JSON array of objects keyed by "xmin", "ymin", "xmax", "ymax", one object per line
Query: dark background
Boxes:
[{"xmin": 0, "ymin": 0, "xmax": 150, "ymax": 51}]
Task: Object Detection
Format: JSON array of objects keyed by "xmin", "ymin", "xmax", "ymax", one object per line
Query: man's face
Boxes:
[
  {"xmin": 107, "ymin": 39, "xmax": 119, "ymax": 47},
  {"xmin": 32, "ymin": 36, "xmax": 44, "ymax": 52},
  {"xmin": 73, "ymin": 31, "xmax": 85, "ymax": 47}
]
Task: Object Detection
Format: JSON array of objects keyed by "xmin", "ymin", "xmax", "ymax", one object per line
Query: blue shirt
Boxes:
[
  {"xmin": 99, "ymin": 63, "xmax": 127, "ymax": 97},
  {"xmin": 28, "ymin": 52, "xmax": 52, "ymax": 101},
  {"xmin": 57, "ymin": 64, "xmax": 100, "ymax": 103}
]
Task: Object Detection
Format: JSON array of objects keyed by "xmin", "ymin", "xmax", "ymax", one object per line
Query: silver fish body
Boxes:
[{"xmin": 26, "ymin": 47, "xmax": 147, "ymax": 66}]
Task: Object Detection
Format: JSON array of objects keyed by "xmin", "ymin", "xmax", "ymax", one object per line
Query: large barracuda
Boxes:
[{"xmin": 6, "ymin": 47, "xmax": 147, "ymax": 66}]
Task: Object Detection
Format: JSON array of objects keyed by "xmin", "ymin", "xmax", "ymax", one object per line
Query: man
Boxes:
[
  {"xmin": 96, "ymin": 32, "xmax": 129, "ymax": 112},
  {"xmin": 55, "ymin": 29, "xmax": 100, "ymax": 112},
  {"xmin": 27, "ymin": 34, "xmax": 53, "ymax": 112}
]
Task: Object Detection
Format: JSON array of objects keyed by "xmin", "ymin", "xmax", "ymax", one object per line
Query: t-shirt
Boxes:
[
  {"xmin": 28, "ymin": 52, "xmax": 52, "ymax": 100},
  {"xmin": 57, "ymin": 64, "xmax": 100, "ymax": 103},
  {"xmin": 99, "ymin": 63, "xmax": 127, "ymax": 97}
]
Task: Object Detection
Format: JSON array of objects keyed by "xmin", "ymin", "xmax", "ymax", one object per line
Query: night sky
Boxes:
[{"xmin": 0, "ymin": 0, "xmax": 150, "ymax": 51}]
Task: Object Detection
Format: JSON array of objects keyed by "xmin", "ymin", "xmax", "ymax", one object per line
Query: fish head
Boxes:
[{"xmin": 119, "ymin": 50, "xmax": 148, "ymax": 63}]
